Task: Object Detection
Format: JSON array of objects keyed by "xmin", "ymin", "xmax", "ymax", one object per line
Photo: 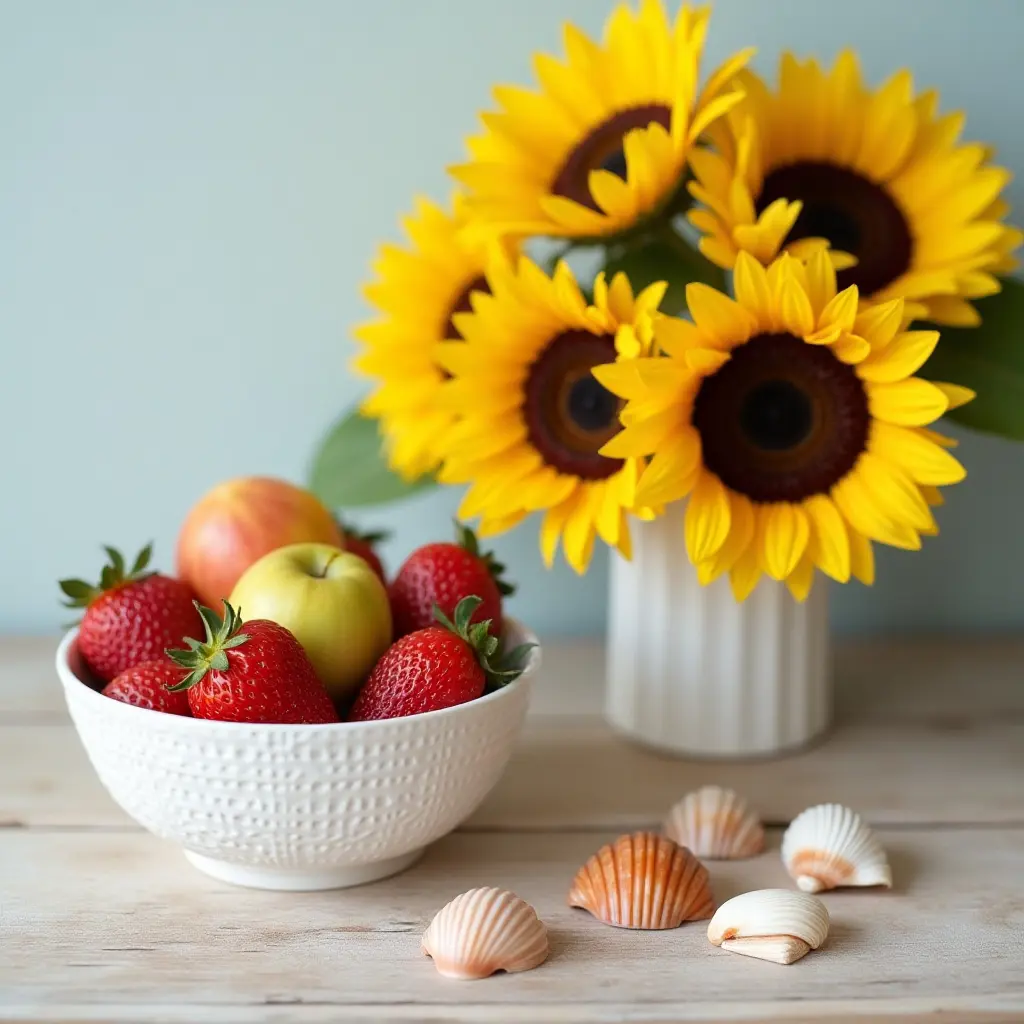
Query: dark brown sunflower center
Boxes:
[
  {"xmin": 523, "ymin": 331, "xmax": 624, "ymax": 481},
  {"xmin": 552, "ymin": 104, "xmax": 671, "ymax": 213},
  {"xmin": 692, "ymin": 333, "xmax": 869, "ymax": 503},
  {"xmin": 444, "ymin": 275, "xmax": 490, "ymax": 339},
  {"xmin": 757, "ymin": 162, "xmax": 912, "ymax": 298}
]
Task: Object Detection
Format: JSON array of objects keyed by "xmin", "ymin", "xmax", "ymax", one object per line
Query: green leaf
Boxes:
[
  {"xmin": 59, "ymin": 579, "xmax": 94, "ymax": 601},
  {"xmin": 432, "ymin": 602, "xmax": 457, "ymax": 635},
  {"xmin": 308, "ymin": 405, "xmax": 438, "ymax": 509},
  {"xmin": 501, "ymin": 642, "xmax": 537, "ymax": 669},
  {"xmin": 455, "ymin": 522, "xmax": 517, "ymax": 597},
  {"xmin": 602, "ymin": 234, "xmax": 726, "ymax": 316},
  {"xmin": 131, "ymin": 543, "xmax": 153, "ymax": 575},
  {"xmin": 103, "ymin": 546, "xmax": 125, "ymax": 579},
  {"xmin": 920, "ymin": 277, "xmax": 1024, "ymax": 440},
  {"xmin": 452, "ymin": 595, "xmax": 483, "ymax": 635},
  {"xmin": 99, "ymin": 565, "xmax": 116, "ymax": 591},
  {"xmin": 198, "ymin": 603, "xmax": 223, "ymax": 643}
]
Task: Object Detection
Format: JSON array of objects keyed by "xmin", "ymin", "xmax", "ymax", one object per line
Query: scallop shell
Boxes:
[
  {"xmin": 707, "ymin": 888, "xmax": 830, "ymax": 965},
  {"xmin": 781, "ymin": 803, "xmax": 892, "ymax": 893},
  {"xmin": 665, "ymin": 785, "xmax": 765, "ymax": 860},
  {"xmin": 568, "ymin": 831, "xmax": 716, "ymax": 929},
  {"xmin": 422, "ymin": 888, "xmax": 548, "ymax": 980}
]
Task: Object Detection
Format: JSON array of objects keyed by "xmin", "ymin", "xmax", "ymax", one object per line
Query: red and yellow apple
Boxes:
[
  {"xmin": 228, "ymin": 542, "xmax": 392, "ymax": 701},
  {"xmin": 176, "ymin": 476, "xmax": 343, "ymax": 609}
]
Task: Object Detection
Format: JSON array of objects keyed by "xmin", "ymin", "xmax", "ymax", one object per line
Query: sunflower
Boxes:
[
  {"xmin": 353, "ymin": 195, "xmax": 512, "ymax": 480},
  {"xmin": 687, "ymin": 52, "xmax": 1022, "ymax": 325},
  {"xmin": 594, "ymin": 250, "xmax": 973, "ymax": 601},
  {"xmin": 435, "ymin": 255, "xmax": 667, "ymax": 573},
  {"xmin": 449, "ymin": 1, "xmax": 753, "ymax": 241}
]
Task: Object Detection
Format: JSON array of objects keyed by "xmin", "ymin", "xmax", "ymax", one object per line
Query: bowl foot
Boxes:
[{"xmin": 183, "ymin": 848, "xmax": 424, "ymax": 891}]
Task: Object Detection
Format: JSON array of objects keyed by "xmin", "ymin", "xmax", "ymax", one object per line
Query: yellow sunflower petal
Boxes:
[
  {"xmin": 780, "ymin": 276, "xmax": 815, "ymax": 337},
  {"xmin": 562, "ymin": 487, "xmax": 600, "ymax": 574},
  {"xmin": 817, "ymin": 285, "xmax": 860, "ymax": 334},
  {"xmin": 540, "ymin": 496, "xmax": 575, "ymax": 568},
  {"xmin": 732, "ymin": 250, "xmax": 775, "ymax": 323},
  {"xmin": 435, "ymin": 252, "xmax": 650, "ymax": 572},
  {"xmin": 686, "ymin": 282, "xmax": 758, "ymax": 340},
  {"xmin": 685, "ymin": 470, "xmax": 732, "ymax": 563},
  {"xmin": 686, "ymin": 47, "xmax": 1017, "ymax": 318},
  {"xmin": 803, "ymin": 494, "xmax": 851, "ymax": 583},
  {"xmin": 924, "ymin": 295, "xmax": 982, "ymax": 327},
  {"xmin": 869, "ymin": 422, "xmax": 966, "ymax": 486},
  {"xmin": 697, "ymin": 490, "xmax": 756, "ymax": 585},
  {"xmin": 804, "ymin": 248, "xmax": 838, "ymax": 319},
  {"xmin": 761, "ymin": 502, "xmax": 810, "ymax": 580},
  {"xmin": 832, "ymin": 465, "xmax": 923, "ymax": 550},
  {"xmin": 856, "ymin": 452, "xmax": 936, "ymax": 532},
  {"xmin": 456, "ymin": 3, "xmax": 750, "ymax": 240},
  {"xmin": 854, "ymin": 299, "xmax": 905, "ymax": 350},
  {"xmin": 866, "ymin": 379, "xmax": 949, "ymax": 426},
  {"xmin": 729, "ymin": 542, "xmax": 763, "ymax": 602},
  {"xmin": 831, "ymin": 332, "xmax": 872, "ymax": 364},
  {"xmin": 600, "ymin": 407, "xmax": 681, "ymax": 458},
  {"xmin": 634, "ymin": 428, "xmax": 702, "ymax": 507},
  {"xmin": 932, "ymin": 382, "xmax": 976, "ymax": 409},
  {"xmin": 847, "ymin": 523, "xmax": 876, "ymax": 585},
  {"xmin": 857, "ymin": 330, "xmax": 939, "ymax": 383},
  {"xmin": 477, "ymin": 509, "xmax": 529, "ymax": 537},
  {"xmin": 353, "ymin": 196, "xmax": 505, "ymax": 479},
  {"xmin": 786, "ymin": 555, "xmax": 816, "ymax": 602}
]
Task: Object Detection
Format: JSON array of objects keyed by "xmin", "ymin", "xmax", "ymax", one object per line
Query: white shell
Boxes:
[
  {"xmin": 781, "ymin": 803, "xmax": 892, "ymax": 893},
  {"xmin": 707, "ymin": 889, "xmax": 830, "ymax": 965},
  {"xmin": 664, "ymin": 786, "xmax": 764, "ymax": 859},
  {"xmin": 422, "ymin": 888, "xmax": 549, "ymax": 980}
]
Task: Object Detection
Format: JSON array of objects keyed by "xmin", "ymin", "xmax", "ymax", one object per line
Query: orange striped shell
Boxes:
[{"xmin": 568, "ymin": 831, "xmax": 716, "ymax": 929}]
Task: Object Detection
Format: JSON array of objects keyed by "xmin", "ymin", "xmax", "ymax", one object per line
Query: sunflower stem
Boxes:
[{"xmin": 652, "ymin": 222, "xmax": 726, "ymax": 293}]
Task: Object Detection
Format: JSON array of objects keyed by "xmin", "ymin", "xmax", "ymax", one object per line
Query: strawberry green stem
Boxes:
[
  {"xmin": 166, "ymin": 600, "xmax": 251, "ymax": 691},
  {"xmin": 58, "ymin": 543, "xmax": 156, "ymax": 609},
  {"xmin": 433, "ymin": 595, "xmax": 534, "ymax": 689},
  {"xmin": 453, "ymin": 521, "xmax": 516, "ymax": 597}
]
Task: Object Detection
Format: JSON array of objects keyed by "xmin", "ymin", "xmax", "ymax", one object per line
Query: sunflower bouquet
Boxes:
[{"xmin": 312, "ymin": 0, "xmax": 1021, "ymax": 603}]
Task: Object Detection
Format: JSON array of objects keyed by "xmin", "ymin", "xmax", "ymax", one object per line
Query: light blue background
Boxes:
[{"xmin": 3, "ymin": 0, "xmax": 1023, "ymax": 636}]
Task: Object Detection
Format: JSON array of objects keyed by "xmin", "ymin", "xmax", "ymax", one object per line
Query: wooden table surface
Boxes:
[{"xmin": 1, "ymin": 634, "xmax": 1023, "ymax": 1023}]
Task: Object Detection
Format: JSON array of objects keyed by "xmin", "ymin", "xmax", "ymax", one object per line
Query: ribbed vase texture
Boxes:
[{"xmin": 606, "ymin": 504, "xmax": 831, "ymax": 757}]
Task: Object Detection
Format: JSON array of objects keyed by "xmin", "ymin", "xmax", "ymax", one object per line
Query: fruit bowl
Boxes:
[{"xmin": 55, "ymin": 620, "xmax": 540, "ymax": 891}]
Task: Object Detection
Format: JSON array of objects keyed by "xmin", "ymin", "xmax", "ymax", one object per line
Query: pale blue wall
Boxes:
[{"xmin": 3, "ymin": 0, "xmax": 1023, "ymax": 635}]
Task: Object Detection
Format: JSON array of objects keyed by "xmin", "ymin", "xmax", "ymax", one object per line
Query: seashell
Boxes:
[
  {"xmin": 781, "ymin": 803, "xmax": 892, "ymax": 893},
  {"xmin": 422, "ymin": 888, "xmax": 548, "ymax": 980},
  {"xmin": 665, "ymin": 785, "xmax": 765, "ymax": 860},
  {"xmin": 568, "ymin": 831, "xmax": 715, "ymax": 929},
  {"xmin": 707, "ymin": 888, "xmax": 830, "ymax": 965}
]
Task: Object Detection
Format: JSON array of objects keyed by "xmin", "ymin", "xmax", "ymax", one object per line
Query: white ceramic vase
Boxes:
[{"xmin": 606, "ymin": 504, "xmax": 831, "ymax": 758}]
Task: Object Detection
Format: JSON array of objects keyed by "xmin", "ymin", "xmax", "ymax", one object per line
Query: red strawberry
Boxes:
[
  {"xmin": 166, "ymin": 601, "xmax": 339, "ymax": 724},
  {"xmin": 348, "ymin": 596, "xmax": 533, "ymax": 722},
  {"xmin": 389, "ymin": 523, "xmax": 514, "ymax": 639},
  {"xmin": 340, "ymin": 520, "xmax": 389, "ymax": 584},
  {"xmin": 59, "ymin": 544, "xmax": 204, "ymax": 683},
  {"xmin": 102, "ymin": 659, "xmax": 193, "ymax": 716}
]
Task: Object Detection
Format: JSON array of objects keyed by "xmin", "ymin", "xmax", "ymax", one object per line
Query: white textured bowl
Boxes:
[{"xmin": 56, "ymin": 620, "xmax": 539, "ymax": 891}]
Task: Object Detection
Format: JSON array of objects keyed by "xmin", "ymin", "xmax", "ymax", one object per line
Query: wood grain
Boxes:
[
  {"xmin": 10, "ymin": 634, "xmax": 1024, "ymax": 719},
  {"xmin": 4, "ymin": 696, "xmax": 1023, "ymax": 830},
  {"xmin": 2, "ymin": 828, "xmax": 1023, "ymax": 1021},
  {"xmin": 4, "ymin": 635, "xmax": 1024, "ymax": 1022}
]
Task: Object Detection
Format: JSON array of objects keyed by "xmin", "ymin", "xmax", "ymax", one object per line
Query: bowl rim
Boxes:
[{"xmin": 55, "ymin": 618, "xmax": 540, "ymax": 734}]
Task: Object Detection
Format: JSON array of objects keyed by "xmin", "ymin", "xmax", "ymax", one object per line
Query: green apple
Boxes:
[{"xmin": 228, "ymin": 542, "xmax": 392, "ymax": 701}]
